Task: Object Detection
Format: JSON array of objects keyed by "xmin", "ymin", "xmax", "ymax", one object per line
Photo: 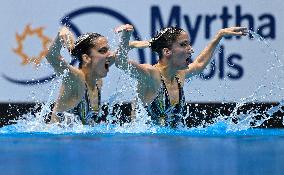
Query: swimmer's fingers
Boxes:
[
  {"xmin": 114, "ymin": 24, "xmax": 134, "ymax": 33},
  {"xmin": 227, "ymin": 31, "xmax": 248, "ymax": 36},
  {"xmin": 233, "ymin": 27, "xmax": 248, "ymax": 36},
  {"xmin": 58, "ymin": 27, "xmax": 75, "ymax": 52},
  {"xmin": 220, "ymin": 27, "xmax": 248, "ymax": 36},
  {"xmin": 231, "ymin": 26, "xmax": 247, "ymax": 31}
]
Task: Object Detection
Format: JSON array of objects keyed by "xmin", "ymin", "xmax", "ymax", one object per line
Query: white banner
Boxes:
[{"xmin": 0, "ymin": 0, "xmax": 283, "ymax": 102}]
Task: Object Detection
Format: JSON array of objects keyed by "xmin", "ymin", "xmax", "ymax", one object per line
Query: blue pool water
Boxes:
[
  {"xmin": 1, "ymin": 30, "xmax": 283, "ymax": 175},
  {"xmin": 1, "ymin": 128, "xmax": 284, "ymax": 175}
]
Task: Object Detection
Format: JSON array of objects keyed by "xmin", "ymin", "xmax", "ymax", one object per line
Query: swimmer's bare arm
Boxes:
[
  {"xmin": 50, "ymin": 72, "xmax": 86, "ymax": 123},
  {"xmin": 129, "ymin": 41, "xmax": 150, "ymax": 49},
  {"xmin": 46, "ymin": 27, "xmax": 76, "ymax": 76},
  {"xmin": 50, "ymin": 81, "xmax": 85, "ymax": 123},
  {"xmin": 46, "ymin": 28, "xmax": 86, "ymax": 122},
  {"xmin": 106, "ymin": 40, "xmax": 149, "ymax": 68},
  {"xmin": 115, "ymin": 24, "xmax": 154, "ymax": 81},
  {"xmin": 183, "ymin": 27, "xmax": 248, "ymax": 79},
  {"xmin": 53, "ymin": 81, "xmax": 85, "ymax": 112},
  {"xmin": 46, "ymin": 27, "xmax": 84, "ymax": 100}
]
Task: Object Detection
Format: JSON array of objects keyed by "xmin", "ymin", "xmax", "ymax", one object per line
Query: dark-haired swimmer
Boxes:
[
  {"xmin": 46, "ymin": 26, "xmax": 138, "ymax": 125},
  {"xmin": 115, "ymin": 25, "xmax": 248, "ymax": 127}
]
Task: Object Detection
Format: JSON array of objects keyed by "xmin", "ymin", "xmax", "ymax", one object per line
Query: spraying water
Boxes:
[{"xmin": 0, "ymin": 30, "xmax": 283, "ymax": 135}]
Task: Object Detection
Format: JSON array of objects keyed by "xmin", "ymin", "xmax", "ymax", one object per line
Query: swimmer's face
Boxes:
[
  {"xmin": 87, "ymin": 37, "xmax": 112, "ymax": 78},
  {"xmin": 169, "ymin": 32, "xmax": 194, "ymax": 70}
]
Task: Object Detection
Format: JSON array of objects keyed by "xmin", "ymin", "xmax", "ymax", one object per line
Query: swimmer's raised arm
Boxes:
[
  {"xmin": 46, "ymin": 27, "xmax": 75, "ymax": 76},
  {"xmin": 129, "ymin": 40, "xmax": 150, "ymax": 49},
  {"xmin": 115, "ymin": 24, "xmax": 153, "ymax": 80},
  {"xmin": 184, "ymin": 27, "xmax": 248, "ymax": 79}
]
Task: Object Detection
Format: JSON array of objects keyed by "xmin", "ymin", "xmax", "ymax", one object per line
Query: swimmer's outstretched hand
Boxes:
[
  {"xmin": 58, "ymin": 26, "xmax": 75, "ymax": 53},
  {"xmin": 218, "ymin": 27, "xmax": 248, "ymax": 37},
  {"xmin": 115, "ymin": 24, "xmax": 134, "ymax": 42},
  {"xmin": 114, "ymin": 24, "xmax": 134, "ymax": 33},
  {"xmin": 115, "ymin": 24, "xmax": 134, "ymax": 50},
  {"xmin": 115, "ymin": 24, "xmax": 150, "ymax": 49}
]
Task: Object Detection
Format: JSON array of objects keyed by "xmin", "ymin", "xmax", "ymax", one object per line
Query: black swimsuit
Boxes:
[
  {"xmin": 73, "ymin": 83, "xmax": 102, "ymax": 125},
  {"xmin": 55, "ymin": 83, "xmax": 102, "ymax": 125},
  {"xmin": 146, "ymin": 75, "xmax": 185, "ymax": 127}
]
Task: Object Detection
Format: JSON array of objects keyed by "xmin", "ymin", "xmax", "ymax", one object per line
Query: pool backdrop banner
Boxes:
[{"xmin": 0, "ymin": 0, "xmax": 283, "ymax": 102}]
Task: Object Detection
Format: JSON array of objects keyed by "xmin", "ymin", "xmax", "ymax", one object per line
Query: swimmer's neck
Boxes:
[
  {"xmin": 155, "ymin": 61, "xmax": 178, "ymax": 83},
  {"xmin": 82, "ymin": 69, "xmax": 99, "ymax": 90}
]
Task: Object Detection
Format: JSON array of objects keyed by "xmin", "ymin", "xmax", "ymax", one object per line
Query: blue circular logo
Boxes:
[{"xmin": 3, "ymin": 6, "xmax": 146, "ymax": 85}]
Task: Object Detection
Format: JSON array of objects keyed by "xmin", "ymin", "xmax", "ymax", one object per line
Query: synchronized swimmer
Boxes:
[
  {"xmin": 115, "ymin": 25, "xmax": 247, "ymax": 127},
  {"xmin": 46, "ymin": 24, "xmax": 247, "ymax": 127}
]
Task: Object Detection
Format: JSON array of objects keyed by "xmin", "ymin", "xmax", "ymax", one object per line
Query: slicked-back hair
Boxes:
[
  {"xmin": 71, "ymin": 33, "xmax": 103, "ymax": 68},
  {"xmin": 149, "ymin": 27, "xmax": 184, "ymax": 58}
]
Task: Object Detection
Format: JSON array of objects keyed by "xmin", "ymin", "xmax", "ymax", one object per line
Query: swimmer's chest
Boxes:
[
  {"xmin": 161, "ymin": 82, "xmax": 180, "ymax": 105},
  {"xmin": 86, "ymin": 87, "xmax": 100, "ymax": 110}
]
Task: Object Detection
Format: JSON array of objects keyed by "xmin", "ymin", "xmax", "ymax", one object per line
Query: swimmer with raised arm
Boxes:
[
  {"xmin": 115, "ymin": 24, "xmax": 248, "ymax": 127},
  {"xmin": 46, "ymin": 26, "xmax": 141, "ymax": 125}
]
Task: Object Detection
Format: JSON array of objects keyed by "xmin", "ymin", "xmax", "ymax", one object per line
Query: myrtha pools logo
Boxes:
[
  {"xmin": 3, "ymin": 6, "xmax": 144, "ymax": 85},
  {"xmin": 3, "ymin": 5, "xmax": 276, "ymax": 85}
]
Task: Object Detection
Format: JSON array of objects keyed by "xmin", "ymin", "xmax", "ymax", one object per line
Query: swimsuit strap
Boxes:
[
  {"xmin": 85, "ymin": 82, "xmax": 101, "ymax": 111},
  {"xmin": 175, "ymin": 76, "xmax": 185, "ymax": 106},
  {"xmin": 159, "ymin": 74, "xmax": 171, "ymax": 109},
  {"xmin": 80, "ymin": 82, "xmax": 101, "ymax": 124},
  {"xmin": 160, "ymin": 74, "xmax": 184, "ymax": 106}
]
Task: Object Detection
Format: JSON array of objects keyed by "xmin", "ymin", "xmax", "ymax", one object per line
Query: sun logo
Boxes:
[{"xmin": 13, "ymin": 24, "xmax": 52, "ymax": 67}]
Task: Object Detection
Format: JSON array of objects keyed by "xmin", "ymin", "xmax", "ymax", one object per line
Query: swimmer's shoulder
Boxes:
[
  {"xmin": 140, "ymin": 64, "xmax": 159, "ymax": 72},
  {"xmin": 62, "ymin": 66, "xmax": 85, "ymax": 86},
  {"xmin": 138, "ymin": 64, "xmax": 161, "ymax": 81}
]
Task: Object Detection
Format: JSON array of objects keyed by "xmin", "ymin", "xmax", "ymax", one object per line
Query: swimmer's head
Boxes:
[
  {"xmin": 149, "ymin": 27, "xmax": 185, "ymax": 58},
  {"xmin": 71, "ymin": 33, "xmax": 103, "ymax": 68},
  {"xmin": 71, "ymin": 33, "xmax": 112, "ymax": 78}
]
